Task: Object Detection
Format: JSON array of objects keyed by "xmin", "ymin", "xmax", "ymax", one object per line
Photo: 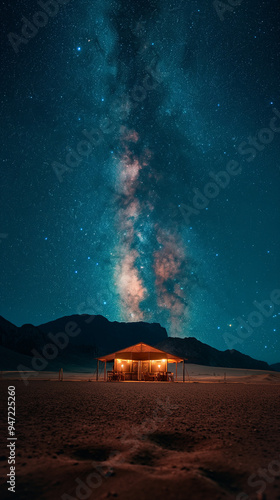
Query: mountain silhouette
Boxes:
[{"xmin": 0, "ymin": 314, "xmax": 277, "ymax": 372}]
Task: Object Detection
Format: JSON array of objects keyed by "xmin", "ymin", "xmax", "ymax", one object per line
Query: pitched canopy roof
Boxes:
[{"xmin": 97, "ymin": 342, "xmax": 185, "ymax": 363}]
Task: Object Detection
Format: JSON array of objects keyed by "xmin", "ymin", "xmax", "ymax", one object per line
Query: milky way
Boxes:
[{"xmin": 106, "ymin": 1, "xmax": 195, "ymax": 333}]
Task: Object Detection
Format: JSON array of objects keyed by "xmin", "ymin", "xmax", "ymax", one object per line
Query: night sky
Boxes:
[{"xmin": 1, "ymin": 0, "xmax": 280, "ymax": 364}]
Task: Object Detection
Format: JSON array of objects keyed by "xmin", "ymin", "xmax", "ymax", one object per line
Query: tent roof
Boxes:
[{"xmin": 97, "ymin": 342, "xmax": 185, "ymax": 362}]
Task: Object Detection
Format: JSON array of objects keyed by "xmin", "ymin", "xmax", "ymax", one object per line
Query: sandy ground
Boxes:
[
  {"xmin": 0, "ymin": 379, "xmax": 280, "ymax": 500},
  {"xmin": 3, "ymin": 364, "xmax": 280, "ymax": 383}
]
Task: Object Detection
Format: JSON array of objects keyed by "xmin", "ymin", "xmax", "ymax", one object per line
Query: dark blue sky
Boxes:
[{"xmin": 1, "ymin": 0, "xmax": 280, "ymax": 363}]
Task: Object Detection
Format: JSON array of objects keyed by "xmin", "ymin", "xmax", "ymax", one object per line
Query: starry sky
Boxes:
[{"xmin": 1, "ymin": 0, "xmax": 280, "ymax": 364}]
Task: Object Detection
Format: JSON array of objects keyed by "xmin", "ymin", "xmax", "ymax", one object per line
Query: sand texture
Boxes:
[{"xmin": 0, "ymin": 380, "xmax": 280, "ymax": 500}]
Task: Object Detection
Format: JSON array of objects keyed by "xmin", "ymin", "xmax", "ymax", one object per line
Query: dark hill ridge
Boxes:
[
  {"xmin": 0, "ymin": 316, "xmax": 45, "ymax": 355},
  {"xmin": 0, "ymin": 314, "xmax": 168, "ymax": 359},
  {"xmin": 0, "ymin": 314, "xmax": 278, "ymax": 371},
  {"xmin": 37, "ymin": 314, "xmax": 168, "ymax": 355},
  {"xmin": 156, "ymin": 337, "xmax": 271, "ymax": 371}
]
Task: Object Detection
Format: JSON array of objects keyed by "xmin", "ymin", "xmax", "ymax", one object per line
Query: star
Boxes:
[{"xmin": 1, "ymin": 0, "xmax": 279, "ymax": 368}]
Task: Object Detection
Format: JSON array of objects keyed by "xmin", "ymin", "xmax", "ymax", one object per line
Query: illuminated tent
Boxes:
[{"xmin": 97, "ymin": 342, "xmax": 186, "ymax": 382}]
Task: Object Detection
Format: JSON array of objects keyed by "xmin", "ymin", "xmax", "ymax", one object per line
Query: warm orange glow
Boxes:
[{"xmin": 158, "ymin": 364, "xmax": 161, "ymax": 368}]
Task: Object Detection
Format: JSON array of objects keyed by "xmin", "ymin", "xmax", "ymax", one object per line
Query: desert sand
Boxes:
[{"xmin": 0, "ymin": 376, "xmax": 280, "ymax": 500}]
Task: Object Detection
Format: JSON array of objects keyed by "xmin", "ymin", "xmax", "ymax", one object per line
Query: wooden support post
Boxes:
[
  {"xmin": 96, "ymin": 360, "xmax": 99, "ymax": 381},
  {"xmin": 176, "ymin": 362, "xmax": 178, "ymax": 382},
  {"xmin": 104, "ymin": 361, "xmax": 107, "ymax": 381},
  {"xmin": 183, "ymin": 361, "xmax": 185, "ymax": 383},
  {"xmin": 61, "ymin": 368, "xmax": 63, "ymax": 381},
  {"xmin": 137, "ymin": 361, "xmax": 140, "ymax": 381}
]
